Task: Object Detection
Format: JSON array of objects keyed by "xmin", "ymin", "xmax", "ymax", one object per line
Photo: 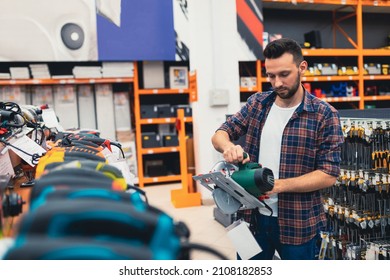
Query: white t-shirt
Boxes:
[{"xmin": 258, "ymin": 102, "xmax": 299, "ymax": 216}]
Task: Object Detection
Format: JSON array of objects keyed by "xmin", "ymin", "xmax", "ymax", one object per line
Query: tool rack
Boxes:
[{"xmin": 321, "ymin": 110, "xmax": 390, "ymax": 260}]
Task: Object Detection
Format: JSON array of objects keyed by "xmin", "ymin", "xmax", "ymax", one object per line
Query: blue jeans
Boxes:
[{"xmin": 238, "ymin": 213, "xmax": 319, "ymax": 260}]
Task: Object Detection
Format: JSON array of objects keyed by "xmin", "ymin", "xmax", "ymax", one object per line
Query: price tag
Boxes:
[
  {"xmin": 8, "ymin": 135, "xmax": 46, "ymax": 166},
  {"xmin": 41, "ymin": 108, "xmax": 64, "ymax": 132},
  {"xmin": 109, "ymin": 159, "xmax": 136, "ymax": 186},
  {"xmin": 226, "ymin": 219, "xmax": 262, "ymax": 260}
]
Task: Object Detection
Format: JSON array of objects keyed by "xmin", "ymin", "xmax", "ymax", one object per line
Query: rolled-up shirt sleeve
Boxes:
[{"xmin": 316, "ymin": 108, "xmax": 344, "ymax": 178}]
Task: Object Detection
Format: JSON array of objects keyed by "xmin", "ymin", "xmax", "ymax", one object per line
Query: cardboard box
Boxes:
[
  {"xmin": 315, "ymin": 63, "xmax": 338, "ymax": 76},
  {"xmin": 364, "ymin": 63, "xmax": 381, "ymax": 75},
  {"xmin": 116, "ymin": 129, "xmax": 134, "ymax": 143},
  {"xmin": 142, "ymin": 61, "xmax": 165, "ymax": 89},
  {"xmin": 240, "ymin": 77, "xmax": 257, "ymax": 88}
]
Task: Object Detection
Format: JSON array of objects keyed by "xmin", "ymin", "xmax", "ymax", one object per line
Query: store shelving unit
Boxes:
[
  {"xmin": 0, "ymin": 61, "xmax": 198, "ymax": 190},
  {"xmin": 133, "ymin": 63, "xmax": 198, "ymax": 188},
  {"xmin": 239, "ymin": 0, "xmax": 390, "ymax": 109}
]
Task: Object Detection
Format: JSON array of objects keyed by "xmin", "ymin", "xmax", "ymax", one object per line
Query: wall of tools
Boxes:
[{"xmin": 321, "ymin": 117, "xmax": 390, "ymax": 260}]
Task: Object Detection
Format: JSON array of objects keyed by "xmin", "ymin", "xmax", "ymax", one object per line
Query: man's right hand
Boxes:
[
  {"xmin": 222, "ymin": 145, "xmax": 250, "ymax": 164},
  {"xmin": 211, "ymin": 130, "xmax": 250, "ymax": 164}
]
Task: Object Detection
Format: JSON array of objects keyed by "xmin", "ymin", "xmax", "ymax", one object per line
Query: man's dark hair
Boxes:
[{"xmin": 263, "ymin": 38, "xmax": 303, "ymax": 66}]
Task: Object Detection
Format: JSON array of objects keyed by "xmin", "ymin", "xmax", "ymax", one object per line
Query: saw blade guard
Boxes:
[{"xmin": 212, "ymin": 187, "xmax": 241, "ymax": 214}]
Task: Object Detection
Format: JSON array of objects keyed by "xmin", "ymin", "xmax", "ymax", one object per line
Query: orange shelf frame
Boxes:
[
  {"xmin": 322, "ymin": 96, "xmax": 361, "ymax": 103},
  {"xmin": 141, "ymin": 147, "xmax": 180, "ymax": 155},
  {"xmin": 364, "ymin": 95, "xmax": 390, "ymax": 101},
  {"xmin": 142, "ymin": 175, "xmax": 182, "ymax": 185},
  {"xmin": 302, "ymin": 76, "xmax": 360, "ymax": 82},
  {"xmin": 363, "ymin": 49, "xmax": 390, "ymax": 56},
  {"xmin": 170, "ymin": 109, "xmax": 201, "ymax": 208},
  {"xmin": 137, "ymin": 88, "xmax": 190, "ymax": 95},
  {"xmin": 302, "ymin": 49, "xmax": 360, "ymax": 56},
  {"xmin": 363, "ymin": 75, "xmax": 390, "ymax": 81},
  {"xmin": 139, "ymin": 117, "xmax": 193, "ymax": 125},
  {"xmin": 0, "ymin": 77, "xmax": 133, "ymax": 86},
  {"xmin": 240, "ymin": 87, "xmax": 258, "ymax": 92}
]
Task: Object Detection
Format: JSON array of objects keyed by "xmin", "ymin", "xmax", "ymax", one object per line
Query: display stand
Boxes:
[{"xmin": 170, "ymin": 109, "xmax": 201, "ymax": 208}]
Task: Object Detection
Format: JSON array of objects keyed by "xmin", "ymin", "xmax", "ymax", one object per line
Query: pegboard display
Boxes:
[{"xmin": 321, "ymin": 117, "xmax": 390, "ymax": 260}]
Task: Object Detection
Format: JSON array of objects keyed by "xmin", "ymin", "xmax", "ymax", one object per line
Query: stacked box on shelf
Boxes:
[
  {"xmin": 156, "ymin": 104, "xmax": 175, "ymax": 118},
  {"xmin": 140, "ymin": 105, "xmax": 158, "ymax": 119},
  {"xmin": 162, "ymin": 134, "xmax": 179, "ymax": 147},
  {"xmin": 141, "ymin": 132, "xmax": 161, "ymax": 148}
]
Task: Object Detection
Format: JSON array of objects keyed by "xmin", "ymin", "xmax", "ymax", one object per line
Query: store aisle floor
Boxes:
[{"xmin": 143, "ymin": 183, "xmax": 236, "ymax": 260}]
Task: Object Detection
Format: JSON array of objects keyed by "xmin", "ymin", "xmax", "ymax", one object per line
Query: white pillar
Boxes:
[{"xmin": 188, "ymin": 0, "xmax": 241, "ymax": 200}]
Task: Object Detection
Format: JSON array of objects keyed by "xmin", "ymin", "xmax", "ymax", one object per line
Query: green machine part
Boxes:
[{"xmin": 230, "ymin": 162, "xmax": 274, "ymax": 197}]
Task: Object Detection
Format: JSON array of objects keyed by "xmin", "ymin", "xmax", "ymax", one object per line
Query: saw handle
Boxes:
[{"xmin": 239, "ymin": 152, "xmax": 256, "ymax": 168}]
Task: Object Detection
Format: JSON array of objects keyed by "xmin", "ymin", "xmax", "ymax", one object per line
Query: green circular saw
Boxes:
[{"xmin": 193, "ymin": 161, "xmax": 274, "ymax": 215}]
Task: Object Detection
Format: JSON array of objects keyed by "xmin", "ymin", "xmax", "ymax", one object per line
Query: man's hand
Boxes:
[
  {"xmin": 222, "ymin": 145, "xmax": 250, "ymax": 164},
  {"xmin": 211, "ymin": 130, "xmax": 250, "ymax": 164}
]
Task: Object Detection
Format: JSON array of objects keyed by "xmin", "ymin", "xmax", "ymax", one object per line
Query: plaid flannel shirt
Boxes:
[{"xmin": 218, "ymin": 89, "xmax": 344, "ymax": 245}]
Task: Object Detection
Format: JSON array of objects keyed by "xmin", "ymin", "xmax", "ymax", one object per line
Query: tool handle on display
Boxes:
[
  {"xmin": 15, "ymin": 199, "xmax": 184, "ymax": 260},
  {"xmin": 3, "ymin": 237, "xmax": 154, "ymax": 260},
  {"xmin": 29, "ymin": 187, "xmax": 149, "ymax": 213}
]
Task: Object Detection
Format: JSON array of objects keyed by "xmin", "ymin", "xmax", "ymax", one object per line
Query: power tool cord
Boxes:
[
  {"xmin": 180, "ymin": 242, "xmax": 229, "ymax": 260},
  {"xmin": 258, "ymin": 200, "xmax": 273, "ymax": 217},
  {"xmin": 0, "ymin": 138, "xmax": 43, "ymax": 165}
]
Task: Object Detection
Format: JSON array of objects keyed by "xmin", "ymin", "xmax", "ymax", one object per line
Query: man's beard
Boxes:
[{"xmin": 274, "ymin": 72, "xmax": 301, "ymax": 100}]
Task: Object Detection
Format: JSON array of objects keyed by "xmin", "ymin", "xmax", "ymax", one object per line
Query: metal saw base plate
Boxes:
[{"xmin": 193, "ymin": 171, "xmax": 264, "ymax": 210}]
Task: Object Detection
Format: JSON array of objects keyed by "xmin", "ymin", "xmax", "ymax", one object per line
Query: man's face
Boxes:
[{"xmin": 265, "ymin": 53, "xmax": 305, "ymax": 100}]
